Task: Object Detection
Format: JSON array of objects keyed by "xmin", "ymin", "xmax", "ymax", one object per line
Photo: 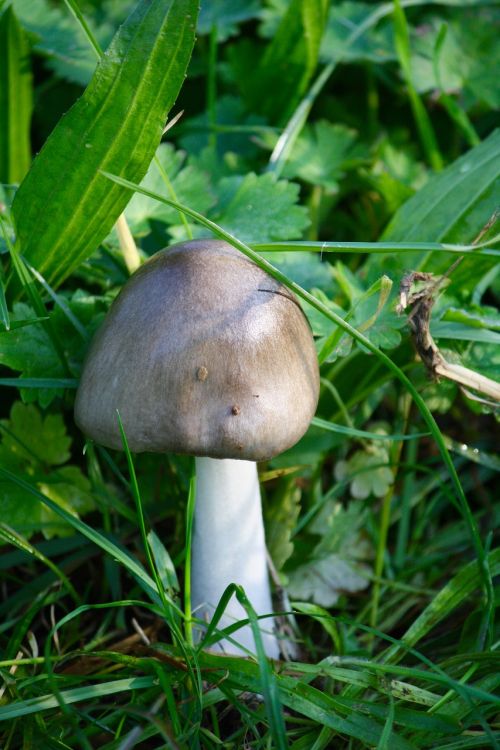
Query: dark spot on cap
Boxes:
[
  {"xmin": 196, "ymin": 366, "xmax": 208, "ymax": 382},
  {"xmin": 231, "ymin": 405, "xmax": 241, "ymax": 415}
]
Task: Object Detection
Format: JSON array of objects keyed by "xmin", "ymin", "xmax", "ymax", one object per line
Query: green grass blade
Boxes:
[
  {"xmin": 116, "ymin": 411, "xmax": 172, "ymax": 614},
  {"xmin": 252, "ymin": 240, "xmax": 500, "ymax": 257},
  {"xmin": 236, "ymin": 587, "xmax": 289, "ymax": 750},
  {"xmin": 12, "ymin": 0, "xmax": 199, "ymax": 288},
  {"xmin": 312, "ymin": 417, "xmax": 428, "ymax": 441},
  {"xmin": 385, "ymin": 547, "xmax": 500, "ymax": 662},
  {"xmin": 62, "ymin": 0, "xmax": 102, "ymax": 59},
  {"xmin": 0, "ymin": 6, "xmax": 32, "ymax": 184},
  {"xmin": 0, "ymin": 466, "xmax": 166, "ymax": 607},
  {"xmin": 1, "ymin": 217, "xmax": 70, "ymax": 374},
  {"xmin": 383, "ymin": 130, "xmax": 500, "ymax": 243},
  {"xmin": 184, "ymin": 461, "xmax": 196, "ymax": 647},
  {"xmin": 0, "ymin": 270, "xmax": 9, "ymax": 330},
  {"xmin": 0, "ymin": 377, "xmax": 77, "ymax": 388},
  {"xmin": 245, "ymin": 0, "xmax": 328, "ymax": 123},
  {"xmin": 0, "ymin": 524, "xmax": 81, "ymax": 604},
  {"xmin": 433, "ymin": 23, "xmax": 480, "ymax": 148},
  {"xmin": 377, "ymin": 695, "xmax": 395, "ymax": 750},
  {"xmin": 392, "ymin": 0, "xmax": 443, "ymax": 170},
  {"xmin": 0, "ymin": 676, "xmax": 157, "ymax": 721}
]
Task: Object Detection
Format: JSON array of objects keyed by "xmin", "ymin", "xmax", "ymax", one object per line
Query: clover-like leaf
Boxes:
[
  {"xmin": 215, "ymin": 172, "xmax": 310, "ymax": 243},
  {"xmin": 288, "ymin": 554, "xmax": 369, "ymax": 607}
]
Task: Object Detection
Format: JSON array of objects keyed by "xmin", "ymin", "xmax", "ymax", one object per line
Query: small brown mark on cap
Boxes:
[
  {"xmin": 196, "ymin": 366, "xmax": 208, "ymax": 382},
  {"xmin": 231, "ymin": 405, "xmax": 241, "ymax": 416}
]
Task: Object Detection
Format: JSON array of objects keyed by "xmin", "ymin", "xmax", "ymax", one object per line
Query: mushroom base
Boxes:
[{"xmin": 191, "ymin": 457, "xmax": 280, "ymax": 658}]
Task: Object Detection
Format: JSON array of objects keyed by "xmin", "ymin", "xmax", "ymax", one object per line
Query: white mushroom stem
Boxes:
[{"xmin": 191, "ymin": 457, "xmax": 280, "ymax": 658}]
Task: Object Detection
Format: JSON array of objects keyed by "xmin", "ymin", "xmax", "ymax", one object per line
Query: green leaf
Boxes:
[
  {"xmin": 0, "ymin": 401, "xmax": 70, "ymax": 466},
  {"xmin": 265, "ymin": 480, "xmax": 301, "ymax": 571},
  {"xmin": 0, "ymin": 676, "xmax": 157, "ymax": 721},
  {"xmin": 383, "ymin": 130, "xmax": 500, "ymax": 244},
  {"xmin": 410, "ymin": 9, "xmax": 500, "ymax": 109},
  {"xmin": 215, "ymin": 172, "xmax": 310, "ymax": 242},
  {"xmin": 463, "ymin": 341, "xmax": 500, "ymax": 383},
  {"xmin": 0, "ymin": 402, "xmax": 96, "ymax": 539},
  {"xmin": 147, "ymin": 530, "xmax": 179, "ymax": 594},
  {"xmin": 11, "ymin": 0, "xmax": 102, "ymax": 86},
  {"xmin": 370, "ymin": 130, "xmax": 500, "ymax": 290},
  {"xmin": 0, "ymin": 483, "xmax": 42, "ymax": 537},
  {"xmin": 39, "ymin": 466, "xmax": 95, "ymax": 539},
  {"xmin": 0, "ymin": 295, "xmax": 97, "ymax": 406},
  {"xmin": 288, "ymin": 553, "xmax": 369, "ymax": 607},
  {"xmin": 12, "ymin": 0, "xmax": 198, "ymax": 288},
  {"xmin": 198, "ymin": 0, "xmax": 262, "ymax": 42},
  {"xmin": 124, "ymin": 144, "xmax": 214, "ymax": 235},
  {"xmin": 288, "ymin": 500, "xmax": 371, "ymax": 607},
  {"xmin": 0, "ymin": 303, "xmax": 67, "ymax": 406},
  {"xmin": 0, "ymin": 6, "xmax": 32, "ymax": 184},
  {"xmin": 320, "ymin": 1, "xmax": 395, "ymax": 64},
  {"xmin": 441, "ymin": 305, "xmax": 500, "ymax": 331},
  {"xmin": 282, "ymin": 121, "xmax": 368, "ymax": 192},
  {"xmin": 335, "ymin": 439, "xmax": 394, "ymax": 500},
  {"xmin": 237, "ymin": 0, "xmax": 328, "ymax": 122},
  {"xmin": 385, "ymin": 547, "xmax": 500, "ymax": 663}
]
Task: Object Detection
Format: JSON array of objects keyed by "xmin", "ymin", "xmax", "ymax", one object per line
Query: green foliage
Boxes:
[
  {"xmin": 0, "ymin": 402, "xmax": 94, "ymax": 538},
  {"xmin": 0, "ymin": 6, "xmax": 32, "ymax": 184},
  {"xmin": 233, "ymin": 0, "xmax": 328, "ymax": 123},
  {"xmin": 0, "ymin": 294, "xmax": 99, "ymax": 406},
  {"xmin": 214, "ymin": 172, "xmax": 310, "ymax": 242},
  {"xmin": 198, "ymin": 0, "xmax": 262, "ymax": 41},
  {"xmin": 282, "ymin": 121, "xmax": 368, "ymax": 192},
  {"xmin": 124, "ymin": 143, "xmax": 215, "ymax": 235},
  {"xmin": 10, "ymin": 0, "xmax": 101, "ymax": 85},
  {"xmin": 288, "ymin": 498, "xmax": 370, "ymax": 606},
  {"xmin": 12, "ymin": 0, "xmax": 199, "ymax": 287},
  {"xmin": 0, "ymin": 0, "xmax": 498, "ymax": 746},
  {"xmin": 265, "ymin": 479, "xmax": 301, "ymax": 570}
]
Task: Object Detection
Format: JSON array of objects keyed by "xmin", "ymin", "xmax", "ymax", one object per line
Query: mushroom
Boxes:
[{"xmin": 74, "ymin": 239, "xmax": 319, "ymax": 657}]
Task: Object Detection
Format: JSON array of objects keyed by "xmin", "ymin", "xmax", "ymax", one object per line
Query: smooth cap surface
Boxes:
[{"xmin": 75, "ymin": 239, "xmax": 320, "ymax": 460}]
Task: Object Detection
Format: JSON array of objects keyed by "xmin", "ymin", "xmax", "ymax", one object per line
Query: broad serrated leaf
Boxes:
[
  {"xmin": 288, "ymin": 554, "xmax": 369, "ymax": 607},
  {"xmin": 215, "ymin": 172, "xmax": 310, "ymax": 242},
  {"xmin": 0, "ymin": 6, "xmax": 32, "ymax": 183},
  {"xmin": 11, "ymin": 0, "xmax": 102, "ymax": 86},
  {"xmin": 0, "ymin": 403, "xmax": 96, "ymax": 538},
  {"xmin": 320, "ymin": 1, "xmax": 395, "ymax": 64},
  {"xmin": 0, "ymin": 294, "xmax": 99, "ymax": 406},
  {"xmin": 198, "ymin": 0, "xmax": 262, "ymax": 42},
  {"xmin": 12, "ymin": 0, "xmax": 198, "ymax": 288},
  {"xmin": 39, "ymin": 466, "xmax": 95, "ymax": 539},
  {"xmin": 288, "ymin": 500, "xmax": 371, "ymax": 607},
  {"xmin": 335, "ymin": 438, "xmax": 394, "ymax": 500},
  {"xmin": 410, "ymin": 8, "xmax": 500, "ymax": 109},
  {"xmin": 0, "ymin": 303, "xmax": 67, "ymax": 406},
  {"xmin": 0, "ymin": 483, "xmax": 42, "ymax": 537},
  {"xmin": 310, "ymin": 499, "xmax": 369, "ymax": 557},
  {"xmin": 125, "ymin": 144, "xmax": 214, "ymax": 235},
  {"xmin": 0, "ymin": 401, "xmax": 70, "ymax": 465},
  {"xmin": 282, "ymin": 121, "xmax": 368, "ymax": 192}
]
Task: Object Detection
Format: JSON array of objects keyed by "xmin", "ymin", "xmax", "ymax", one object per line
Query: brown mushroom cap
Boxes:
[{"xmin": 74, "ymin": 239, "xmax": 320, "ymax": 460}]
